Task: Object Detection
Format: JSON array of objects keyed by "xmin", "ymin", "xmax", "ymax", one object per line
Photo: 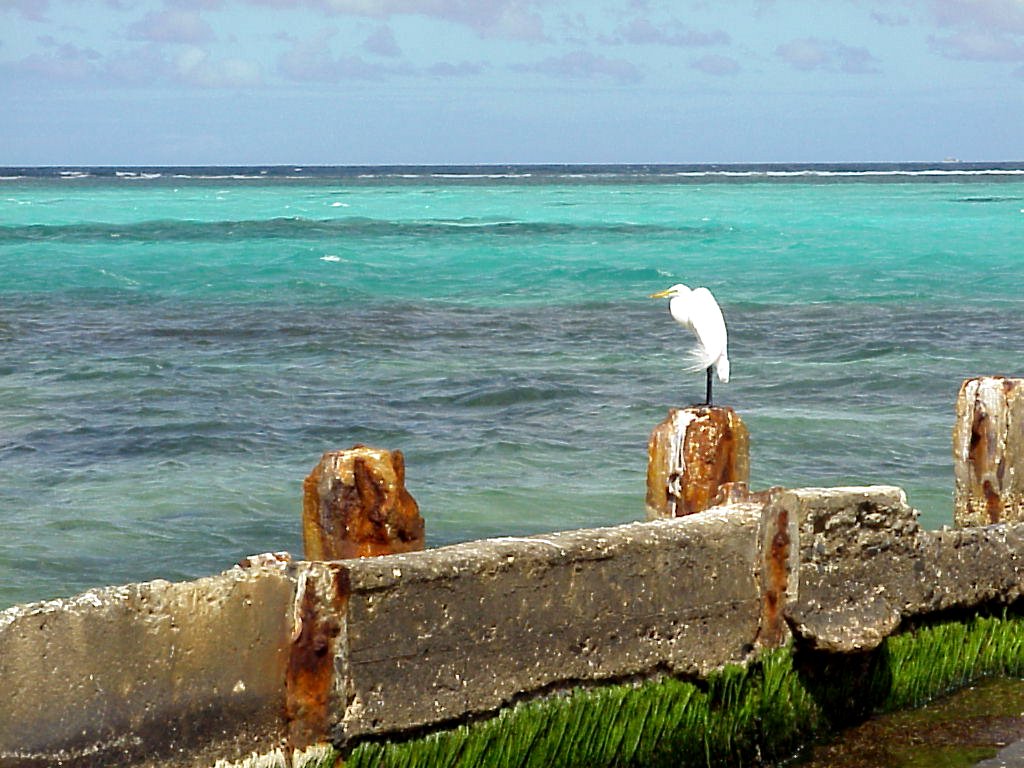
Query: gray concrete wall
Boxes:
[
  {"xmin": 0, "ymin": 566, "xmax": 295, "ymax": 767},
  {"xmin": 3, "ymin": 486, "xmax": 1024, "ymax": 767}
]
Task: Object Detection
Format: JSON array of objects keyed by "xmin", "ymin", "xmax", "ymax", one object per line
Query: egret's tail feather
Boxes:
[
  {"xmin": 682, "ymin": 347, "xmax": 714, "ymax": 374},
  {"xmin": 717, "ymin": 355, "xmax": 730, "ymax": 383}
]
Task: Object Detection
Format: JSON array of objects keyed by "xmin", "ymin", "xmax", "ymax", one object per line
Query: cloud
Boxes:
[
  {"xmin": 776, "ymin": 37, "xmax": 880, "ymax": 74},
  {"xmin": 426, "ymin": 60, "xmax": 483, "ymax": 76},
  {"xmin": 174, "ymin": 45, "xmax": 262, "ymax": 86},
  {"xmin": 278, "ymin": 27, "xmax": 409, "ymax": 81},
  {"xmin": 930, "ymin": 0, "xmax": 1024, "ymax": 35},
  {"xmin": 128, "ymin": 9, "xmax": 215, "ymax": 44},
  {"xmin": 609, "ymin": 17, "xmax": 730, "ymax": 47},
  {"xmin": 103, "ymin": 44, "xmax": 177, "ymax": 85},
  {"xmin": 362, "ymin": 24, "xmax": 401, "ymax": 56},
  {"xmin": 0, "ymin": 0, "xmax": 51, "ymax": 21},
  {"xmin": 515, "ymin": 49, "xmax": 642, "ymax": 84},
  {"xmin": 690, "ymin": 54, "xmax": 739, "ymax": 76},
  {"xmin": 929, "ymin": 29, "xmax": 1024, "ymax": 61},
  {"xmin": 871, "ymin": 10, "xmax": 910, "ymax": 27},
  {"xmin": 15, "ymin": 36, "xmax": 262, "ymax": 89},
  {"xmin": 16, "ymin": 39, "xmax": 102, "ymax": 80},
  {"xmin": 924, "ymin": 0, "xmax": 1024, "ymax": 70},
  {"xmin": 165, "ymin": 0, "xmax": 227, "ymax": 8},
  {"xmin": 247, "ymin": 0, "xmax": 546, "ymax": 40}
]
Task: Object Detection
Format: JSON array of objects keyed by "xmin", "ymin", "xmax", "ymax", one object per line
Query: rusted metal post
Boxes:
[
  {"xmin": 646, "ymin": 406, "xmax": 750, "ymax": 519},
  {"xmin": 302, "ymin": 445, "xmax": 425, "ymax": 560},
  {"xmin": 954, "ymin": 377, "xmax": 1024, "ymax": 527}
]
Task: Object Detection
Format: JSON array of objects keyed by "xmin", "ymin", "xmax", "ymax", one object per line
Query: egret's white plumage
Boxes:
[{"xmin": 650, "ymin": 283, "xmax": 730, "ymax": 404}]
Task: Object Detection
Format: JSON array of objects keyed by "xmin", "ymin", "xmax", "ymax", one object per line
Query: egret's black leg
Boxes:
[{"xmin": 706, "ymin": 366, "xmax": 713, "ymax": 406}]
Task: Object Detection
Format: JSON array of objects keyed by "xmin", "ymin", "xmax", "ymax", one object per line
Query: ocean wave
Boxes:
[
  {"xmin": 4, "ymin": 162, "xmax": 1024, "ymax": 186},
  {"xmin": 0, "ymin": 216, "xmax": 708, "ymax": 243},
  {"xmin": 656, "ymin": 169, "xmax": 1024, "ymax": 178}
]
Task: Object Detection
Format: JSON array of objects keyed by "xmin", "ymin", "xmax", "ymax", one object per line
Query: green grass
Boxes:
[
  {"xmin": 328, "ymin": 610, "xmax": 1024, "ymax": 768},
  {"xmin": 879, "ymin": 611, "xmax": 1024, "ymax": 710}
]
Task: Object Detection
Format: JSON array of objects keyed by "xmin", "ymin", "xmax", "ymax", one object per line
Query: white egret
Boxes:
[{"xmin": 649, "ymin": 283, "xmax": 730, "ymax": 406}]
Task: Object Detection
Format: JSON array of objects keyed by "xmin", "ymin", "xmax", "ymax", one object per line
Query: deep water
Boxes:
[{"xmin": 2, "ymin": 164, "xmax": 1024, "ymax": 607}]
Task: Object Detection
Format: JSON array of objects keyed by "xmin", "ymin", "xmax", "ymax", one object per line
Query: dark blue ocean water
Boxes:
[{"xmin": 2, "ymin": 163, "xmax": 1024, "ymax": 608}]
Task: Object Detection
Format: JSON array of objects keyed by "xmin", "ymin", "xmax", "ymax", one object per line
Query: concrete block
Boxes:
[
  {"xmin": 781, "ymin": 486, "xmax": 1024, "ymax": 653},
  {"xmin": 781, "ymin": 486, "xmax": 924, "ymax": 652},
  {"xmin": 333, "ymin": 508, "xmax": 762, "ymax": 743},
  {"xmin": 0, "ymin": 566, "xmax": 295, "ymax": 768},
  {"xmin": 919, "ymin": 523, "xmax": 1024, "ymax": 611}
]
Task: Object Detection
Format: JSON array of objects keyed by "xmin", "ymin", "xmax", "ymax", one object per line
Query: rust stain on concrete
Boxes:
[
  {"xmin": 955, "ymin": 377, "xmax": 1024, "ymax": 527},
  {"xmin": 284, "ymin": 567, "xmax": 348, "ymax": 751},
  {"xmin": 757, "ymin": 499, "xmax": 791, "ymax": 648}
]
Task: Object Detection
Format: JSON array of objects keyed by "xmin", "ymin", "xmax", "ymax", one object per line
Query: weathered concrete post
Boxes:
[
  {"xmin": 954, "ymin": 377, "xmax": 1024, "ymax": 527},
  {"xmin": 646, "ymin": 406, "xmax": 750, "ymax": 519},
  {"xmin": 303, "ymin": 445, "xmax": 425, "ymax": 560}
]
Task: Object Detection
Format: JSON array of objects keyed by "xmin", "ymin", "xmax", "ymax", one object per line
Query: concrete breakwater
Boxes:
[{"xmin": 4, "ymin": 484, "xmax": 1024, "ymax": 767}]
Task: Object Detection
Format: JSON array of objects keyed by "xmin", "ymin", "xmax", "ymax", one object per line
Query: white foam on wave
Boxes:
[
  {"xmin": 97, "ymin": 268, "xmax": 139, "ymax": 286},
  {"xmin": 659, "ymin": 168, "xmax": 1024, "ymax": 179},
  {"xmin": 170, "ymin": 174, "xmax": 266, "ymax": 180},
  {"xmin": 430, "ymin": 173, "xmax": 534, "ymax": 179},
  {"xmin": 116, "ymin": 171, "xmax": 163, "ymax": 180},
  {"xmin": 320, "ymin": 254, "xmax": 342, "ymax": 262},
  {"xmin": 438, "ymin": 219, "xmax": 524, "ymax": 227},
  {"xmin": 330, "ymin": 202, "xmax": 350, "ymax": 207}
]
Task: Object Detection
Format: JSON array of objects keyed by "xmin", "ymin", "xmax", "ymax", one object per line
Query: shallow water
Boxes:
[
  {"xmin": 3, "ymin": 165, "xmax": 1024, "ymax": 607},
  {"xmin": 792, "ymin": 677, "xmax": 1024, "ymax": 768}
]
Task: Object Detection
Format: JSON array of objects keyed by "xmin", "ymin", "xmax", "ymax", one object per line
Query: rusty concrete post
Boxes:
[
  {"xmin": 646, "ymin": 406, "xmax": 750, "ymax": 519},
  {"xmin": 303, "ymin": 445, "xmax": 425, "ymax": 560},
  {"xmin": 954, "ymin": 377, "xmax": 1024, "ymax": 527},
  {"xmin": 755, "ymin": 489, "xmax": 797, "ymax": 649}
]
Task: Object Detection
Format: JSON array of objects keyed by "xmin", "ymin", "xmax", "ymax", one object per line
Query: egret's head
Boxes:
[{"xmin": 649, "ymin": 283, "xmax": 691, "ymax": 299}]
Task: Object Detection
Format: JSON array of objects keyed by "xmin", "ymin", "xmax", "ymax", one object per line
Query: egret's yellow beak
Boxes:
[{"xmin": 649, "ymin": 288, "xmax": 672, "ymax": 299}]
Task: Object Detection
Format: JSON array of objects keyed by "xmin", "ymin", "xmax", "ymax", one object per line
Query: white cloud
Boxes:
[
  {"xmin": 1, "ymin": 0, "xmax": 53, "ymax": 21},
  {"xmin": 515, "ymin": 49, "xmax": 642, "ymax": 83},
  {"xmin": 277, "ymin": 27, "xmax": 409, "ymax": 80},
  {"xmin": 608, "ymin": 17, "xmax": 729, "ymax": 47},
  {"xmin": 16, "ymin": 39, "xmax": 101, "ymax": 79},
  {"xmin": 926, "ymin": 0, "xmax": 1024, "ymax": 64},
  {"xmin": 776, "ymin": 37, "xmax": 880, "ymax": 74},
  {"xmin": 128, "ymin": 9, "xmax": 215, "ymax": 43},
  {"xmin": 173, "ymin": 45, "xmax": 262, "ymax": 86},
  {"xmin": 929, "ymin": 29, "xmax": 1024, "ymax": 61},
  {"xmin": 426, "ymin": 60, "xmax": 483, "ymax": 76},
  {"xmin": 166, "ymin": 0, "xmax": 227, "ymax": 8},
  {"xmin": 245, "ymin": 0, "xmax": 547, "ymax": 40},
  {"xmin": 871, "ymin": 10, "xmax": 910, "ymax": 27},
  {"xmin": 930, "ymin": 0, "xmax": 1024, "ymax": 35}
]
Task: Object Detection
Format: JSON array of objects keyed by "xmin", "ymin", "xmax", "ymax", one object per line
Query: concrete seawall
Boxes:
[{"xmin": 3, "ymin": 486, "xmax": 1024, "ymax": 767}]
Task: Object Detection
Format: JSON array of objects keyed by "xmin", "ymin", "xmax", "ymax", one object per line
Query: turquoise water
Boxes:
[{"xmin": 2, "ymin": 166, "xmax": 1024, "ymax": 608}]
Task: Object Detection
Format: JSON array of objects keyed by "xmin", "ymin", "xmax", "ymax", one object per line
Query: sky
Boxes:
[{"xmin": 1, "ymin": 0, "xmax": 1023, "ymax": 165}]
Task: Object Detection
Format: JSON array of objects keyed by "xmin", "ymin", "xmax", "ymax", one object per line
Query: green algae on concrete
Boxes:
[
  {"xmin": 336, "ymin": 611, "xmax": 1024, "ymax": 768},
  {"xmin": 346, "ymin": 650, "xmax": 818, "ymax": 768}
]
